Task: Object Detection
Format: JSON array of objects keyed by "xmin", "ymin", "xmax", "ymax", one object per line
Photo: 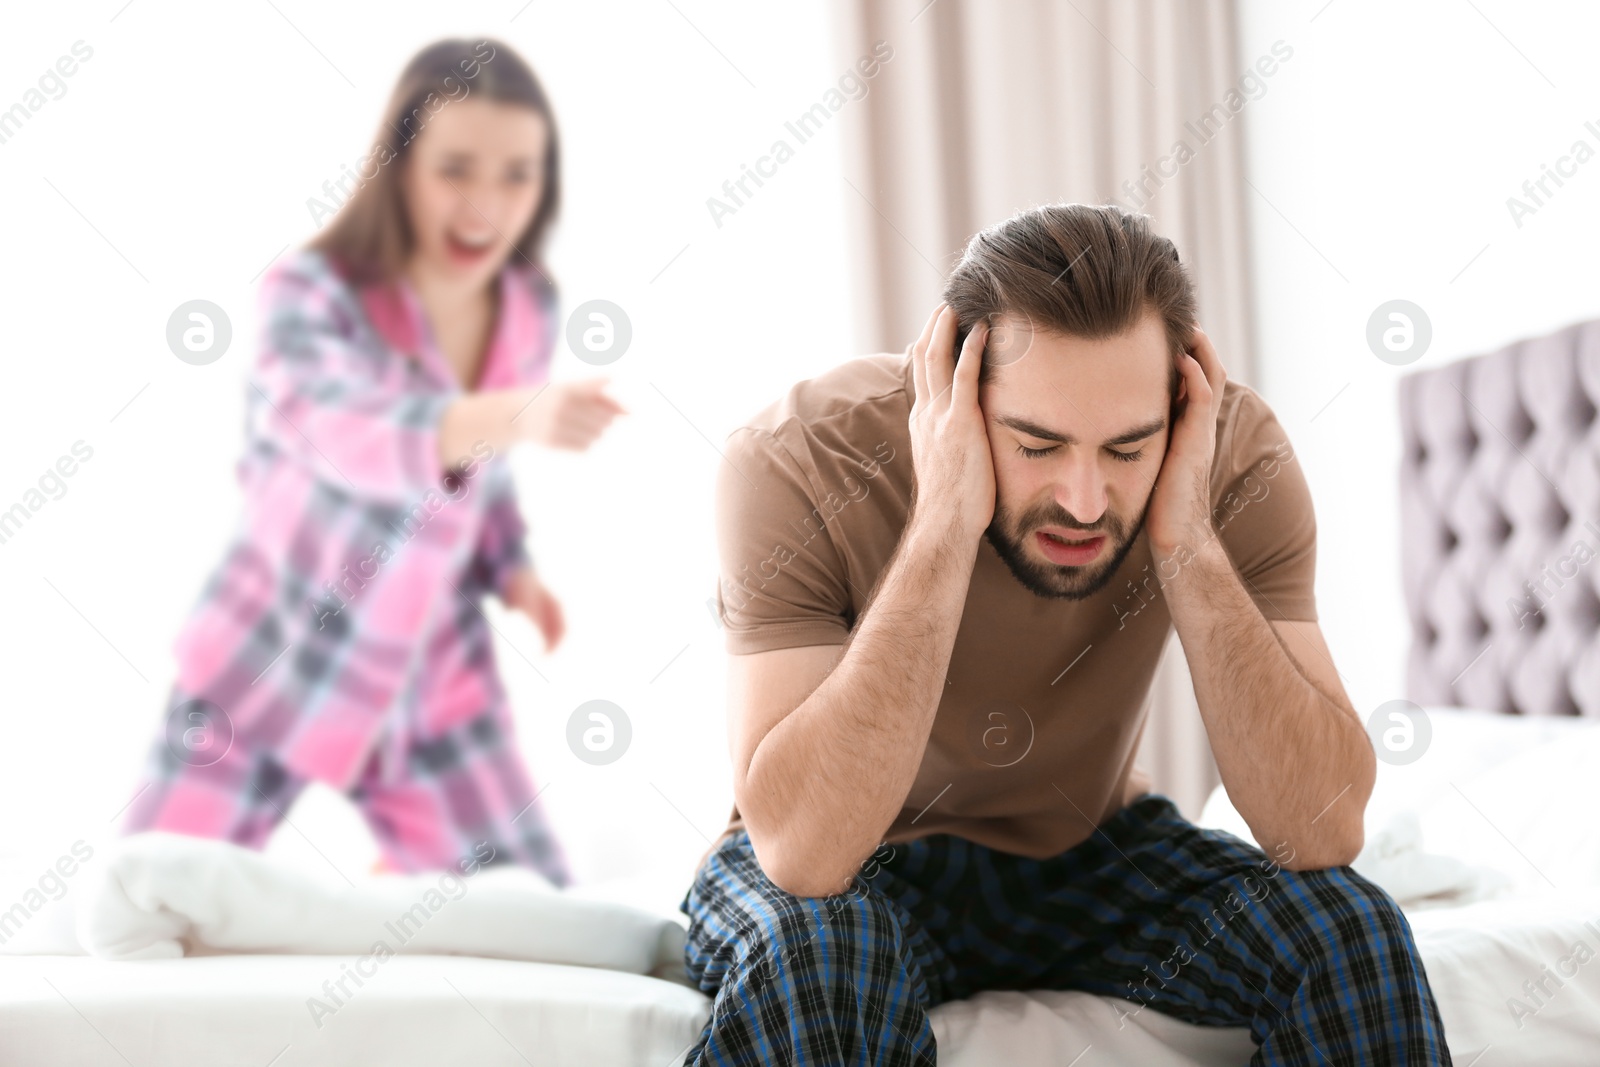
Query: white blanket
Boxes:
[
  {"xmin": 1352, "ymin": 808, "xmax": 1512, "ymax": 908},
  {"xmin": 1199, "ymin": 707, "xmax": 1600, "ymax": 907},
  {"xmin": 73, "ymin": 832, "xmax": 685, "ymax": 979}
]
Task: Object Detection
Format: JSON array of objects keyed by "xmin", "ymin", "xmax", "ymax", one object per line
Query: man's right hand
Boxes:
[{"xmin": 907, "ymin": 304, "xmax": 995, "ymax": 545}]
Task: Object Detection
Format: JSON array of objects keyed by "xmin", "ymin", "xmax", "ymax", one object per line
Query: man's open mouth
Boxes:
[{"xmin": 1035, "ymin": 529, "xmax": 1106, "ymax": 565}]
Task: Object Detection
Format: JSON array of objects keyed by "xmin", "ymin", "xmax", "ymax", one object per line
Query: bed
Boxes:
[
  {"xmin": 4, "ymin": 703, "xmax": 1597, "ymax": 1066},
  {"xmin": 4, "ymin": 319, "xmax": 1598, "ymax": 1065}
]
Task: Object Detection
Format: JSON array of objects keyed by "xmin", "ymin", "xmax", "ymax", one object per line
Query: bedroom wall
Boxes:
[{"xmin": 1235, "ymin": 0, "xmax": 1600, "ymax": 718}]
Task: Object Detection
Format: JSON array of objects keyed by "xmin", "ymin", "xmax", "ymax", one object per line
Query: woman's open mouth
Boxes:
[
  {"xmin": 445, "ymin": 230, "xmax": 495, "ymax": 266},
  {"xmin": 1034, "ymin": 529, "xmax": 1105, "ymax": 566}
]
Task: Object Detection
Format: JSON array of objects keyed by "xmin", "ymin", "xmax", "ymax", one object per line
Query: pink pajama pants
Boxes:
[{"xmin": 119, "ymin": 689, "xmax": 572, "ymax": 887}]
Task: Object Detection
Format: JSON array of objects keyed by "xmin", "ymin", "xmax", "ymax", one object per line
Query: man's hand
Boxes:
[
  {"xmin": 502, "ymin": 567, "xmax": 565, "ymax": 652},
  {"xmin": 907, "ymin": 304, "xmax": 994, "ymax": 544},
  {"xmin": 1146, "ymin": 325, "xmax": 1226, "ymax": 559}
]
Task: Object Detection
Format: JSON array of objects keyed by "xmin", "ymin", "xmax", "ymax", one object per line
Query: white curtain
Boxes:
[{"xmin": 829, "ymin": 0, "xmax": 1258, "ymax": 817}]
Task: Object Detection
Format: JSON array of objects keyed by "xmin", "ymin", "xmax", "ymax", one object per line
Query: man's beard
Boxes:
[{"xmin": 983, "ymin": 497, "xmax": 1148, "ymax": 600}]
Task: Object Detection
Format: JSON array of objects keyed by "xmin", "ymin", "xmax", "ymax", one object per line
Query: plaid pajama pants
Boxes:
[
  {"xmin": 678, "ymin": 794, "xmax": 1450, "ymax": 1066},
  {"xmin": 120, "ymin": 694, "xmax": 572, "ymax": 887}
]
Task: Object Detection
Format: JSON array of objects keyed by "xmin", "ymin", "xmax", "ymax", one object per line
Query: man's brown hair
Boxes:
[{"xmin": 941, "ymin": 203, "xmax": 1197, "ymax": 394}]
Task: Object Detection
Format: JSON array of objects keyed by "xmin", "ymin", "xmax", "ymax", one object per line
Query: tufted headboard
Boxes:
[{"xmin": 1398, "ymin": 317, "xmax": 1600, "ymax": 718}]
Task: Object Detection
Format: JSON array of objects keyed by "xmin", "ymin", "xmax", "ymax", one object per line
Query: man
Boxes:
[{"xmin": 678, "ymin": 203, "xmax": 1450, "ymax": 1065}]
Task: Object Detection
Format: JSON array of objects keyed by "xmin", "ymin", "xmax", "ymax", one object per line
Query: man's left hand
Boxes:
[{"xmin": 1146, "ymin": 325, "xmax": 1226, "ymax": 559}]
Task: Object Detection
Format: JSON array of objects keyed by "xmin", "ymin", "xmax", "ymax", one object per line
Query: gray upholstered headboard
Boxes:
[{"xmin": 1399, "ymin": 317, "xmax": 1600, "ymax": 718}]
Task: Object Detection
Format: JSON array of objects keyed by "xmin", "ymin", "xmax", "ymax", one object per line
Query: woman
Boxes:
[{"xmin": 120, "ymin": 38, "xmax": 622, "ymax": 886}]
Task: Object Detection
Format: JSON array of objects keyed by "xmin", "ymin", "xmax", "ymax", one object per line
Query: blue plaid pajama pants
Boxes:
[{"xmin": 678, "ymin": 794, "xmax": 1450, "ymax": 1065}]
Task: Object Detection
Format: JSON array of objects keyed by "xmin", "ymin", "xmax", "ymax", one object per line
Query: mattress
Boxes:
[
  {"xmin": 2, "ymin": 707, "xmax": 1596, "ymax": 1065},
  {"xmin": 0, "ymin": 952, "xmax": 709, "ymax": 1067}
]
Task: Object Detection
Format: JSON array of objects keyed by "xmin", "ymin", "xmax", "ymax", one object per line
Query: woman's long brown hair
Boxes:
[{"xmin": 307, "ymin": 37, "xmax": 560, "ymax": 288}]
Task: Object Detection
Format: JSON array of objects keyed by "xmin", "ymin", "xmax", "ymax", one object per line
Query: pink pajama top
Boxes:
[{"xmin": 170, "ymin": 249, "xmax": 556, "ymax": 790}]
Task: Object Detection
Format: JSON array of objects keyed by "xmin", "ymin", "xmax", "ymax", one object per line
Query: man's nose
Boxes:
[{"xmin": 1053, "ymin": 456, "xmax": 1108, "ymax": 526}]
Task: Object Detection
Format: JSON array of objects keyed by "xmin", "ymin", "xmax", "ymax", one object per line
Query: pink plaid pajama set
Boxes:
[{"xmin": 121, "ymin": 249, "xmax": 571, "ymax": 886}]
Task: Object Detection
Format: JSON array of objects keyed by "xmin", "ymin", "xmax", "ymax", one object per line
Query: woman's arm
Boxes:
[
  {"xmin": 438, "ymin": 378, "xmax": 625, "ymax": 468},
  {"xmin": 437, "ymin": 388, "xmax": 544, "ymax": 468},
  {"xmin": 249, "ymin": 257, "xmax": 622, "ymax": 503},
  {"xmin": 249, "ymin": 258, "xmax": 460, "ymax": 503}
]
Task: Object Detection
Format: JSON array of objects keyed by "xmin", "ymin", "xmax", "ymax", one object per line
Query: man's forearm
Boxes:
[
  {"xmin": 742, "ymin": 515, "xmax": 976, "ymax": 897},
  {"xmin": 1161, "ymin": 538, "xmax": 1374, "ymax": 868}
]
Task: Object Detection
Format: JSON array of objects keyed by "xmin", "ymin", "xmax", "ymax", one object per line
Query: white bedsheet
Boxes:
[{"xmin": 3, "ymin": 707, "xmax": 1596, "ymax": 1065}]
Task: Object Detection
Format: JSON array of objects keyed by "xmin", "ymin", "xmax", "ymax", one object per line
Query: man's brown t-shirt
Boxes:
[{"xmin": 709, "ymin": 350, "xmax": 1317, "ymax": 862}]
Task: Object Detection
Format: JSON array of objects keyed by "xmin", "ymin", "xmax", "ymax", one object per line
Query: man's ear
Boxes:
[
  {"xmin": 953, "ymin": 323, "xmax": 974, "ymax": 367},
  {"xmin": 1166, "ymin": 353, "xmax": 1186, "ymax": 438}
]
